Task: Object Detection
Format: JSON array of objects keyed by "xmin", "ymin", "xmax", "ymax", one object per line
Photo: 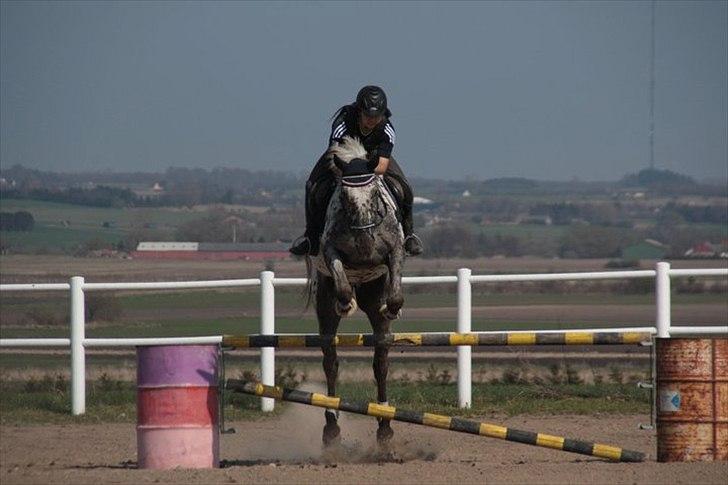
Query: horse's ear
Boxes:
[{"xmin": 332, "ymin": 155, "xmax": 345, "ymax": 171}]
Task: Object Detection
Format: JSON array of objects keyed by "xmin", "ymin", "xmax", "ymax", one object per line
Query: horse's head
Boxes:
[{"xmin": 328, "ymin": 137, "xmax": 385, "ymax": 229}]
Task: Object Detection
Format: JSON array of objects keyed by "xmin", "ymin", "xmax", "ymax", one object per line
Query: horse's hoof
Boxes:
[
  {"xmin": 379, "ymin": 304, "xmax": 401, "ymax": 320},
  {"xmin": 322, "ymin": 423, "xmax": 341, "ymax": 446},
  {"xmin": 376, "ymin": 425, "xmax": 394, "ymax": 443},
  {"xmin": 336, "ymin": 298, "xmax": 358, "ymax": 317}
]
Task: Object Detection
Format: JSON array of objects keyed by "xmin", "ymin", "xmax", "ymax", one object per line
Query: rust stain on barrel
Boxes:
[{"xmin": 657, "ymin": 338, "xmax": 728, "ymax": 462}]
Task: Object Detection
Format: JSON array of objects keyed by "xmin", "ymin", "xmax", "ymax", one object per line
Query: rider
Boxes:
[{"xmin": 289, "ymin": 85, "xmax": 423, "ymax": 257}]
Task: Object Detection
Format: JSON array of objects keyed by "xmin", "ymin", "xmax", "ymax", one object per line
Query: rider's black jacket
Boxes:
[{"xmin": 329, "ymin": 104, "xmax": 396, "ymax": 159}]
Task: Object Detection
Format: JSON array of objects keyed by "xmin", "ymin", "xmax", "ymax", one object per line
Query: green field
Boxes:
[
  {"xmin": 0, "ymin": 377, "xmax": 649, "ymax": 425},
  {"xmin": 3, "ymin": 287, "xmax": 724, "ymax": 315},
  {"xmin": 0, "ymin": 198, "xmax": 204, "ymax": 251},
  {"xmin": 0, "ymin": 199, "xmax": 200, "ymax": 228},
  {"xmin": 2, "ymin": 287, "xmax": 724, "ymax": 341},
  {"xmin": 4, "ymin": 316, "xmax": 650, "ymax": 340},
  {"xmin": 0, "ymin": 224, "xmax": 125, "ymax": 253}
]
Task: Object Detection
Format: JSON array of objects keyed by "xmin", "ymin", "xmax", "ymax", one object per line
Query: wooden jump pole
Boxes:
[{"xmin": 225, "ymin": 380, "xmax": 646, "ymax": 463}]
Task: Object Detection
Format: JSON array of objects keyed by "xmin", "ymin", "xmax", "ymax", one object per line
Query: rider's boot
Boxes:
[
  {"xmin": 289, "ymin": 233, "xmax": 318, "ymax": 256},
  {"xmin": 401, "ymin": 203, "xmax": 423, "ymax": 256},
  {"xmin": 289, "ymin": 181, "xmax": 327, "ymax": 257},
  {"xmin": 290, "ymin": 182, "xmax": 317, "ymax": 256}
]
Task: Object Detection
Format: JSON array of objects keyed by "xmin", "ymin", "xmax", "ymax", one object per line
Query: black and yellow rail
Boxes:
[
  {"xmin": 226, "ymin": 379, "xmax": 645, "ymax": 462},
  {"xmin": 222, "ymin": 331, "xmax": 650, "ymax": 349}
]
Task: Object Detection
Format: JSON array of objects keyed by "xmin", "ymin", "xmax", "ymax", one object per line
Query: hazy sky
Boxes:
[{"xmin": 1, "ymin": 1, "xmax": 726, "ymax": 182}]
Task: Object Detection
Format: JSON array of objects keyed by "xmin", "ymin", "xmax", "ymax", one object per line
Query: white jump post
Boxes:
[
  {"xmin": 70, "ymin": 276, "xmax": 85, "ymax": 415},
  {"xmin": 655, "ymin": 262, "xmax": 671, "ymax": 338},
  {"xmin": 457, "ymin": 268, "xmax": 472, "ymax": 408},
  {"xmin": 260, "ymin": 270, "xmax": 275, "ymax": 412}
]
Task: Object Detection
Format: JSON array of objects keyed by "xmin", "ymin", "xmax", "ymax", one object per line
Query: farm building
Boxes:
[
  {"xmin": 132, "ymin": 241, "xmax": 290, "ymax": 261},
  {"xmin": 684, "ymin": 241, "xmax": 728, "ymax": 259}
]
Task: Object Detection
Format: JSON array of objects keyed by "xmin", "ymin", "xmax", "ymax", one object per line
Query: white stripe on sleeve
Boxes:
[
  {"xmin": 384, "ymin": 125, "xmax": 396, "ymax": 144},
  {"xmin": 332, "ymin": 123, "xmax": 346, "ymax": 139}
]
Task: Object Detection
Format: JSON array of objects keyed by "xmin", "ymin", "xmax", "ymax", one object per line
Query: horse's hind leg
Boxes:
[
  {"xmin": 358, "ymin": 277, "xmax": 394, "ymax": 445},
  {"xmin": 317, "ymin": 274, "xmax": 342, "ymax": 446}
]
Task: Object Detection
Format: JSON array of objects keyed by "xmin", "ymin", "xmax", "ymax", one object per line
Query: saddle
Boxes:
[{"xmin": 379, "ymin": 176, "xmax": 404, "ymax": 223}]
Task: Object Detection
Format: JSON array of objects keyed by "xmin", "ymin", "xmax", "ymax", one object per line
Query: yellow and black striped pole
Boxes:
[
  {"xmin": 222, "ymin": 331, "xmax": 650, "ymax": 349},
  {"xmin": 225, "ymin": 379, "xmax": 645, "ymax": 463}
]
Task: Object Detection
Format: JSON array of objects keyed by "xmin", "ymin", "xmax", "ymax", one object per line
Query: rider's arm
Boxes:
[
  {"xmin": 329, "ymin": 112, "xmax": 348, "ymax": 145},
  {"xmin": 374, "ymin": 157, "xmax": 390, "ymax": 175},
  {"xmin": 374, "ymin": 121, "xmax": 395, "ymax": 175}
]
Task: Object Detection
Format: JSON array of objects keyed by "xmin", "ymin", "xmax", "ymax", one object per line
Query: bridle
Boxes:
[{"xmin": 341, "ymin": 174, "xmax": 388, "ymax": 231}]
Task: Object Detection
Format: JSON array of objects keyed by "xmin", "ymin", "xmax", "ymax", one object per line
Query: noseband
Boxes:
[
  {"xmin": 340, "ymin": 174, "xmax": 387, "ymax": 230},
  {"xmin": 341, "ymin": 173, "xmax": 377, "ymax": 188}
]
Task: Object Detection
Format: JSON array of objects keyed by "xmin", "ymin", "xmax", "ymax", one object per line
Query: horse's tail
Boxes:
[{"xmin": 304, "ymin": 255, "xmax": 317, "ymax": 310}]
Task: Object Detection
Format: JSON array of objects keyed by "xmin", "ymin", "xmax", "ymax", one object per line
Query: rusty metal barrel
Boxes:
[
  {"xmin": 137, "ymin": 345, "xmax": 220, "ymax": 469},
  {"xmin": 656, "ymin": 338, "xmax": 727, "ymax": 461}
]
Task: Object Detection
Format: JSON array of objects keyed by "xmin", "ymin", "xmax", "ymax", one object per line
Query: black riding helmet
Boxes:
[{"xmin": 356, "ymin": 85, "xmax": 389, "ymax": 118}]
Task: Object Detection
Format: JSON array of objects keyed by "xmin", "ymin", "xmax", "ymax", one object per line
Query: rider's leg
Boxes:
[
  {"xmin": 290, "ymin": 153, "xmax": 334, "ymax": 256},
  {"xmin": 385, "ymin": 159, "xmax": 423, "ymax": 256}
]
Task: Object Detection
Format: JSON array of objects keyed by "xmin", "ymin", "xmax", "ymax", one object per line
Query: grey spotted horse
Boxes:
[{"xmin": 305, "ymin": 136, "xmax": 406, "ymax": 447}]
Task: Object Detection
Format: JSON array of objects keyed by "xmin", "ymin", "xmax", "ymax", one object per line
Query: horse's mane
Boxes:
[{"xmin": 328, "ymin": 136, "xmax": 367, "ymax": 162}]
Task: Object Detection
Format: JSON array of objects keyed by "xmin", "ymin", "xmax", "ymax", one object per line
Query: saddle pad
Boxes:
[{"xmin": 377, "ymin": 176, "xmax": 400, "ymax": 219}]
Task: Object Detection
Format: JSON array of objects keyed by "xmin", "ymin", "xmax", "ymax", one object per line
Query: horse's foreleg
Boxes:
[
  {"xmin": 374, "ymin": 335, "xmax": 394, "ymax": 444},
  {"xmin": 323, "ymin": 245, "xmax": 356, "ymax": 316},
  {"xmin": 358, "ymin": 279, "xmax": 395, "ymax": 446},
  {"xmin": 317, "ymin": 275, "xmax": 342, "ymax": 447},
  {"xmin": 381, "ymin": 246, "xmax": 404, "ymax": 320},
  {"xmin": 321, "ymin": 343, "xmax": 341, "ymax": 445}
]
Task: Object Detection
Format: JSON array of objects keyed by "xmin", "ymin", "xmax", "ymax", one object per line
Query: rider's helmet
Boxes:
[{"xmin": 355, "ymin": 86, "xmax": 388, "ymax": 118}]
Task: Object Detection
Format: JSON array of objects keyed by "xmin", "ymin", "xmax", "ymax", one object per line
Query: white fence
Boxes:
[{"xmin": 1, "ymin": 261, "xmax": 726, "ymax": 415}]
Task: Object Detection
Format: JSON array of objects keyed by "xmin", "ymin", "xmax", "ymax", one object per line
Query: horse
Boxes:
[{"xmin": 306, "ymin": 136, "xmax": 406, "ymax": 447}]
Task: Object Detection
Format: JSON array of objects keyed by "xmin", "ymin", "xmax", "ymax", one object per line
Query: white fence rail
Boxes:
[{"xmin": 1, "ymin": 261, "xmax": 727, "ymax": 415}]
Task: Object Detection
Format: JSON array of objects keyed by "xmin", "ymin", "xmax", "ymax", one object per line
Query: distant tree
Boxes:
[
  {"xmin": 481, "ymin": 177, "xmax": 539, "ymax": 193},
  {"xmin": 175, "ymin": 209, "xmax": 246, "ymax": 242},
  {"xmin": 15, "ymin": 211, "xmax": 34, "ymax": 230},
  {"xmin": 559, "ymin": 225, "xmax": 636, "ymax": 258},
  {"xmin": 0, "ymin": 211, "xmax": 34, "ymax": 231},
  {"xmin": 620, "ymin": 168, "xmax": 697, "ymax": 194},
  {"xmin": 423, "ymin": 225, "xmax": 476, "ymax": 258}
]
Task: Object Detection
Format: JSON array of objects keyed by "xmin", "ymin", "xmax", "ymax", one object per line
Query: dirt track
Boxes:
[
  {"xmin": 114, "ymin": 302, "xmax": 728, "ymax": 326},
  {"xmin": 2, "ymin": 410, "xmax": 726, "ymax": 484},
  {"xmin": 1, "ymin": 255, "xmax": 726, "ymax": 283}
]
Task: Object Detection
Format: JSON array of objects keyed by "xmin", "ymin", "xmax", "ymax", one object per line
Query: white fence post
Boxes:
[
  {"xmin": 70, "ymin": 276, "xmax": 85, "ymax": 415},
  {"xmin": 260, "ymin": 271, "xmax": 275, "ymax": 412},
  {"xmin": 655, "ymin": 262, "xmax": 671, "ymax": 338},
  {"xmin": 457, "ymin": 268, "xmax": 472, "ymax": 409}
]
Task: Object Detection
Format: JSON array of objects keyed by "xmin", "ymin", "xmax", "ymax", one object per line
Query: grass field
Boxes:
[
  {"xmin": 0, "ymin": 376, "xmax": 649, "ymax": 425},
  {"xmin": 0, "ymin": 199, "xmax": 202, "ymax": 228},
  {"xmin": 1, "ymin": 198, "xmax": 573, "ymax": 254},
  {"xmin": 2, "ymin": 286, "xmax": 725, "ymax": 340},
  {"xmin": 0, "ymin": 253, "xmax": 721, "ymax": 428},
  {"xmin": 1, "ymin": 224, "xmax": 126, "ymax": 253},
  {"xmin": 0, "ymin": 198, "xmax": 204, "ymax": 252}
]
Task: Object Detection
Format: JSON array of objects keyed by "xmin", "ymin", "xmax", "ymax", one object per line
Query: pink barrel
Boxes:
[{"xmin": 136, "ymin": 345, "xmax": 220, "ymax": 469}]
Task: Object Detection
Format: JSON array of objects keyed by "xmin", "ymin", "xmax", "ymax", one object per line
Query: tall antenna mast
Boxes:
[{"xmin": 649, "ymin": 0, "xmax": 656, "ymax": 170}]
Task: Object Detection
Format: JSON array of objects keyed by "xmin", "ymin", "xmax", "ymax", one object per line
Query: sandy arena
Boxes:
[{"xmin": 2, "ymin": 407, "xmax": 726, "ymax": 484}]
